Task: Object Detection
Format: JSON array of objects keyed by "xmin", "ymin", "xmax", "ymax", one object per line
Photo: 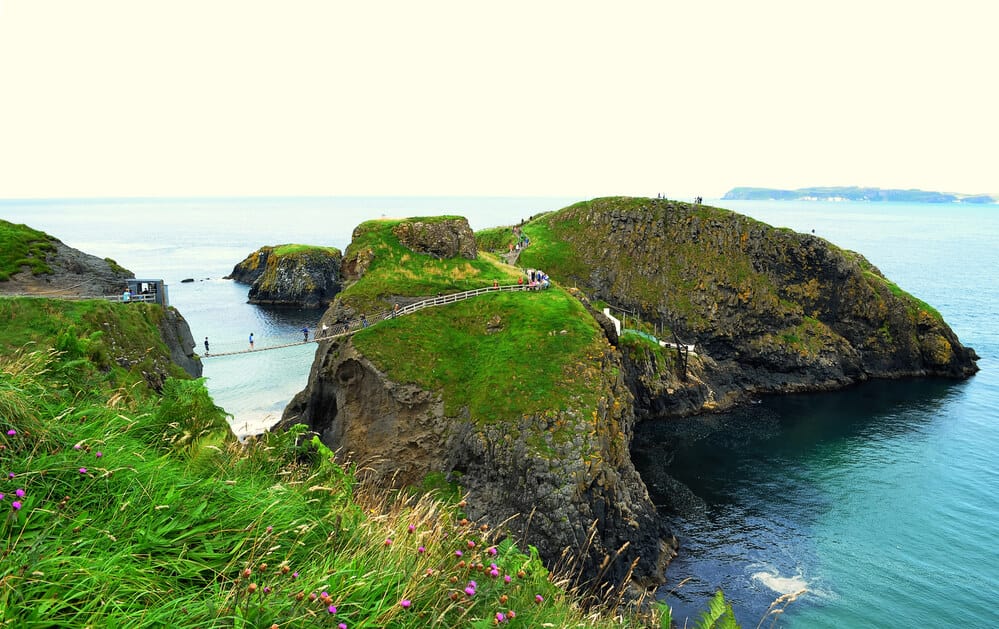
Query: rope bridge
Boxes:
[{"xmin": 202, "ymin": 283, "xmax": 542, "ymax": 358}]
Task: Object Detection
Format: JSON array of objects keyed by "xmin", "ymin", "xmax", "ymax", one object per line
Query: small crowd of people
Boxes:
[
  {"xmin": 507, "ymin": 225, "xmax": 531, "ymax": 253},
  {"xmin": 519, "ymin": 268, "xmax": 550, "ymax": 290}
]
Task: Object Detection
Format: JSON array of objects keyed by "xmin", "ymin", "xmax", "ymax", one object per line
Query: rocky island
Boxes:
[
  {"xmin": 278, "ymin": 199, "xmax": 978, "ymax": 593},
  {"xmin": 226, "ymin": 244, "xmax": 342, "ymax": 308}
]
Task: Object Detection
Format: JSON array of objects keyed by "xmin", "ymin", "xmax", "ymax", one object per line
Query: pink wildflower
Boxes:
[
  {"xmin": 454, "ymin": 550, "xmax": 463, "ymax": 558},
  {"xmin": 5, "ymin": 429, "xmax": 15, "ymax": 436},
  {"xmin": 79, "ymin": 468, "xmax": 87, "ymax": 474},
  {"xmin": 15, "ymin": 489, "xmax": 25, "ymax": 498},
  {"xmin": 504, "ymin": 574, "xmax": 512, "ymax": 584},
  {"xmin": 408, "ymin": 524, "xmax": 415, "ymax": 533},
  {"xmin": 418, "ymin": 546, "xmax": 426, "ymax": 554},
  {"xmin": 327, "ymin": 605, "xmax": 337, "ymax": 614},
  {"xmin": 400, "ymin": 599, "xmax": 411, "ymax": 609},
  {"xmin": 339, "ymin": 624, "xmax": 347, "ymax": 629},
  {"xmin": 487, "ymin": 546, "xmax": 497, "ymax": 556},
  {"xmin": 496, "ymin": 612, "xmax": 507, "ymax": 623},
  {"xmin": 12, "ymin": 501, "xmax": 22, "ymax": 510},
  {"xmin": 95, "ymin": 451, "xmax": 103, "ymax": 458},
  {"xmin": 535, "ymin": 594, "xmax": 544, "ymax": 603},
  {"xmin": 464, "ymin": 585, "xmax": 476, "ymax": 596}
]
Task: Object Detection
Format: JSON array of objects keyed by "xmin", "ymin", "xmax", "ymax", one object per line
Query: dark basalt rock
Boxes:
[
  {"xmin": 392, "ymin": 218, "xmax": 477, "ymax": 260},
  {"xmin": 227, "ymin": 246, "xmax": 343, "ymax": 309}
]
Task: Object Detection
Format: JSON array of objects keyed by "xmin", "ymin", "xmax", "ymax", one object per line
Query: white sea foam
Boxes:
[{"xmin": 751, "ymin": 569, "xmax": 809, "ymax": 596}]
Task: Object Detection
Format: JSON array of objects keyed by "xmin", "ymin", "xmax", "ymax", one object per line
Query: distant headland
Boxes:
[{"xmin": 723, "ymin": 186, "xmax": 998, "ymax": 204}]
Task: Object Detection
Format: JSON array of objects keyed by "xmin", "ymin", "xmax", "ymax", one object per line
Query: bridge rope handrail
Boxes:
[{"xmin": 202, "ymin": 282, "xmax": 545, "ymax": 358}]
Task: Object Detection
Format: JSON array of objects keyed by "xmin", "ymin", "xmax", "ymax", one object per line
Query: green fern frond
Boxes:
[{"xmin": 696, "ymin": 590, "xmax": 740, "ymax": 629}]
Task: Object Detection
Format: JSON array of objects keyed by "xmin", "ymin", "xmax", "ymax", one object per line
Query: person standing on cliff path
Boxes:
[
  {"xmin": 302, "ymin": 327, "xmax": 309, "ymax": 342},
  {"xmin": 204, "ymin": 337, "xmax": 209, "ymax": 354},
  {"xmin": 249, "ymin": 332, "xmax": 254, "ymax": 350}
]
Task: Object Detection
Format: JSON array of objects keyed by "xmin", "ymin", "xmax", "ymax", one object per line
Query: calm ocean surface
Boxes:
[{"xmin": 2, "ymin": 197, "xmax": 996, "ymax": 627}]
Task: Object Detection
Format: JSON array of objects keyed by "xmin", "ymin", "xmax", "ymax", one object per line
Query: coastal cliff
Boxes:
[
  {"xmin": 0, "ymin": 220, "xmax": 201, "ymax": 379},
  {"xmin": 281, "ymin": 217, "xmax": 673, "ymax": 588},
  {"xmin": 226, "ymin": 244, "xmax": 342, "ymax": 308},
  {"xmin": 517, "ymin": 197, "xmax": 979, "ymax": 416}
]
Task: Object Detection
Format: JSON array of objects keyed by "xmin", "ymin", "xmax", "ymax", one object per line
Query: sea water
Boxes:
[
  {"xmin": 637, "ymin": 200, "xmax": 999, "ymax": 627},
  {"xmin": 2, "ymin": 197, "xmax": 996, "ymax": 626}
]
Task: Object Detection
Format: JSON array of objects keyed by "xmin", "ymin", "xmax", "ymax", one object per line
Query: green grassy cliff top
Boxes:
[
  {"xmin": 0, "ymin": 219, "xmax": 57, "ymax": 280},
  {"xmin": 353, "ymin": 289, "xmax": 608, "ymax": 422}
]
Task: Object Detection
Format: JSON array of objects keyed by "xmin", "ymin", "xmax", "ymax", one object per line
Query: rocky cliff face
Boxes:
[
  {"xmin": 282, "ymin": 333, "xmax": 673, "ymax": 589},
  {"xmin": 0, "ymin": 239, "xmax": 134, "ymax": 298},
  {"xmin": 519, "ymin": 198, "xmax": 979, "ymax": 414},
  {"xmin": 392, "ymin": 217, "xmax": 477, "ymax": 260},
  {"xmin": 158, "ymin": 307, "xmax": 202, "ymax": 379},
  {"xmin": 226, "ymin": 246, "xmax": 342, "ymax": 308}
]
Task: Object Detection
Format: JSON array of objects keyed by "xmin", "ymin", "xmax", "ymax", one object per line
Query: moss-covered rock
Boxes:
[
  {"xmin": 391, "ymin": 216, "xmax": 477, "ymax": 260},
  {"xmin": 227, "ymin": 244, "xmax": 342, "ymax": 308},
  {"xmin": 518, "ymin": 197, "xmax": 978, "ymax": 412}
]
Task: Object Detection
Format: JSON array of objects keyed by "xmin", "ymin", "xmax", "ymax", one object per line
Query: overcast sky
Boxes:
[{"xmin": 1, "ymin": 0, "xmax": 995, "ymax": 200}]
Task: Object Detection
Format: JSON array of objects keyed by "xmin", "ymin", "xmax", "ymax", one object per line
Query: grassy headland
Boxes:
[
  {"xmin": 514, "ymin": 197, "xmax": 949, "ymax": 358},
  {"xmin": 353, "ymin": 290, "xmax": 607, "ymax": 423}
]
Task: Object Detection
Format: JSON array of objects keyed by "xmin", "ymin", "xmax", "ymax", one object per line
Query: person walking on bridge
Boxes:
[
  {"xmin": 204, "ymin": 337, "xmax": 209, "ymax": 355},
  {"xmin": 249, "ymin": 332, "xmax": 254, "ymax": 350},
  {"xmin": 302, "ymin": 327, "xmax": 309, "ymax": 342}
]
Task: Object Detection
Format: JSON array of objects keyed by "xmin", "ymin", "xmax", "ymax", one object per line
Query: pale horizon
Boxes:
[{"xmin": 2, "ymin": 1, "xmax": 996, "ymax": 200}]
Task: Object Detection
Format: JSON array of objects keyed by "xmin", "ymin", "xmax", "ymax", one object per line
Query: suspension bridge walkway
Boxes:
[{"xmin": 201, "ymin": 282, "xmax": 543, "ymax": 358}]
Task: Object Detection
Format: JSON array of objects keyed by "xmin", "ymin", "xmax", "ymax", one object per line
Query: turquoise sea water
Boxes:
[
  {"xmin": 2, "ymin": 197, "xmax": 996, "ymax": 626},
  {"xmin": 639, "ymin": 201, "xmax": 999, "ymax": 627}
]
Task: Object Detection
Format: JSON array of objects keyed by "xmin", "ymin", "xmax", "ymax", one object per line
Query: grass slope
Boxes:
[
  {"xmin": 0, "ymin": 219, "xmax": 57, "ymax": 280},
  {"xmin": 353, "ymin": 289, "xmax": 607, "ymax": 423}
]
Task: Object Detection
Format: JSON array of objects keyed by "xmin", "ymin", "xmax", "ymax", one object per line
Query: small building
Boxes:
[{"xmin": 124, "ymin": 279, "xmax": 169, "ymax": 307}]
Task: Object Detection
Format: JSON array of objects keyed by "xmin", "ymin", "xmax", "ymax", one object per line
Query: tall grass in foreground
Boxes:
[{"xmin": 1, "ymin": 348, "xmax": 684, "ymax": 628}]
